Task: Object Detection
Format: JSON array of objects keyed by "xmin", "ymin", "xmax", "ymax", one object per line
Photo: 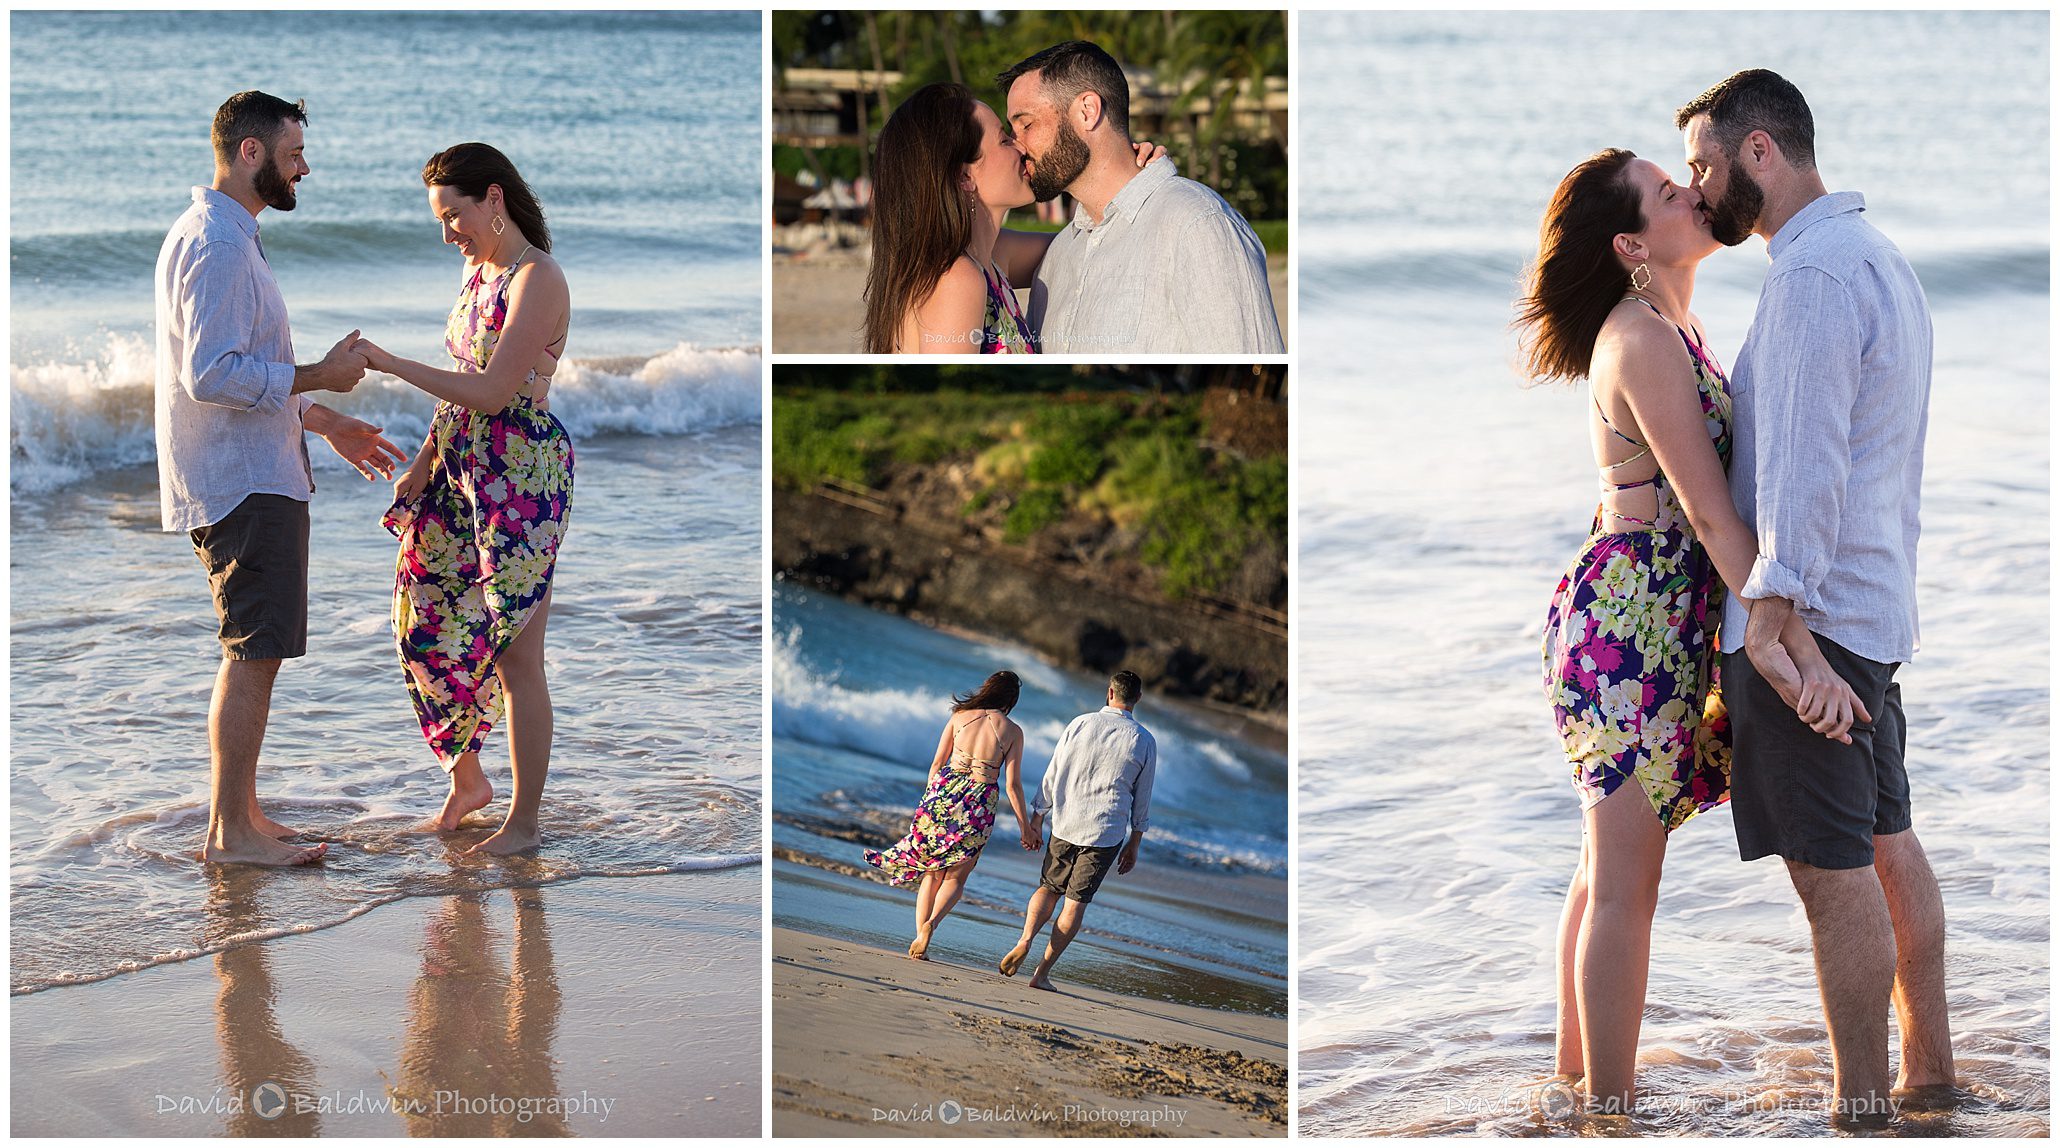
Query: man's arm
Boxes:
[
  {"xmin": 178, "ymin": 243, "xmax": 296, "ymax": 412},
  {"xmin": 1740, "ymin": 267, "xmax": 1863, "ymax": 686},
  {"xmin": 1116, "ymin": 736, "xmax": 1155, "ymax": 875},
  {"xmin": 1171, "ymin": 211, "xmax": 1285, "ymax": 353}
]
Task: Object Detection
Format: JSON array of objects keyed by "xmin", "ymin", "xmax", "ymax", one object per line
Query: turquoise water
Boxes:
[
  {"xmin": 771, "ymin": 584, "xmax": 1288, "ymax": 1015},
  {"xmin": 1297, "ymin": 11, "xmax": 2048, "ymax": 1137}
]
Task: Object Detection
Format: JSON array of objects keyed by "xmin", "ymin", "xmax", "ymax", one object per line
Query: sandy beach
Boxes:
[
  {"xmin": 771, "ymin": 247, "xmax": 1290, "ymax": 354},
  {"xmin": 771, "ymin": 927, "xmax": 1286, "ymax": 1137},
  {"xmin": 12, "ymin": 868, "xmax": 761, "ymax": 1137}
]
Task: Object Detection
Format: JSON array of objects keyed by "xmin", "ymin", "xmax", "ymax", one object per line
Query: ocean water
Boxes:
[
  {"xmin": 12, "ymin": 9, "xmax": 762, "ymax": 491},
  {"xmin": 10, "ymin": 10, "xmax": 765, "ymax": 995},
  {"xmin": 1296, "ymin": 11, "xmax": 2048, "ymax": 1137},
  {"xmin": 770, "ymin": 584, "xmax": 1289, "ymax": 1015}
]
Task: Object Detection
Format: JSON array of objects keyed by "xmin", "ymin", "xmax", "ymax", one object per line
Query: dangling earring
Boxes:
[
  {"xmin": 491, "ymin": 213, "xmax": 506, "ymax": 236},
  {"xmin": 1628, "ymin": 262, "xmax": 1652, "ymax": 292}
]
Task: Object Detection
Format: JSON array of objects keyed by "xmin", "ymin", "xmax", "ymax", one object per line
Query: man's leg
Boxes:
[
  {"xmin": 1027, "ymin": 897, "xmax": 1086, "ymax": 991},
  {"xmin": 1786, "ymin": 860, "xmax": 1896, "ymax": 1120},
  {"xmin": 1874, "ymin": 829, "xmax": 1954, "ymax": 1088},
  {"xmin": 203, "ymin": 657, "xmax": 323, "ymax": 865},
  {"xmin": 1001, "ymin": 885, "xmax": 1060, "ymax": 976}
]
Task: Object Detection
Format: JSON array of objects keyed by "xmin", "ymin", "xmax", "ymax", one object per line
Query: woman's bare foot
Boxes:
[
  {"xmin": 999, "ymin": 942, "xmax": 1030, "ymax": 976},
  {"xmin": 202, "ymin": 823, "xmax": 328, "ymax": 867},
  {"xmin": 908, "ymin": 926, "xmax": 933, "ymax": 961},
  {"xmin": 1027, "ymin": 972, "xmax": 1056, "ymax": 991},
  {"xmin": 428, "ymin": 768, "xmax": 494, "ymax": 832},
  {"xmin": 463, "ymin": 822, "xmax": 539, "ymax": 856}
]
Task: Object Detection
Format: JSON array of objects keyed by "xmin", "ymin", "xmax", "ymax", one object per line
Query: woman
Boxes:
[
  {"xmin": 861, "ymin": 83, "xmax": 1160, "ymax": 354},
  {"xmin": 355, "ymin": 143, "xmax": 574, "ymax": 856},
  {"xmin": 866, "ymin": 670, "xmax": 1035, "ymax": 959},
  {"xmin": 1515, "ymin": 149, "xmax": 1867, "ymax": 1113}
]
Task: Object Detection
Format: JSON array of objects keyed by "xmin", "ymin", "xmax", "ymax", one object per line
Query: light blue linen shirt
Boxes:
[
  {"xmin": 1033, "ymin": 705, "xmax": 1157, "ymax": 849},
  {"xmin": 154, "ymin": 186, "xmax": 313, "ymax": 532},
  {"xmin": 1722, "ymin": 191, "xmax": 1930, "ymax": 664},
  {"xmin": 1030, "ymin": 157, "xmax": 1285, "ymax": 354}
]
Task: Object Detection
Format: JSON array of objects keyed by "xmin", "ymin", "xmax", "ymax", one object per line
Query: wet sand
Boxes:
[
  {"xmin": 771, "ymin": 927, "xmax": 1287, "ymax": 1137},
  {"xmin": 771, "ymin": 249, "xmax": 1290, "ymax": 354},
  {"xmin": 11, "ymin": 868, "xmax": 760, "ymax": 1137}
]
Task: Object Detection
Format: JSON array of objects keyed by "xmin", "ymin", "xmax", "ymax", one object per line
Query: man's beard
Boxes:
[
  {"xmin": 254, "ymin": 151, "xmax": 298, "ymax": 212},
  {"xmin": 1027, "ymin": 117, "xmax": 1091, "ymax": 203},
  {"xmin": 1704, "ymin": 162, "xmax": 1763, "ymax": 247}
]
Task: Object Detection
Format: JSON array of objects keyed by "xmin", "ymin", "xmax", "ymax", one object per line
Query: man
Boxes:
[
  {"xmin": 1678, "ymin": 69, "xmax": 1954, "ymax": 1119},
  {"xmin": 157, "ymin": 90, "xmax": 405, "ymax": 866},
  {"xmin": 998, "ymin": 41, "xmax": 1285, "ymax": 354},
  {"xmin": 999, "ymin": 670, "xmax": 1156, "ymax": 991}
]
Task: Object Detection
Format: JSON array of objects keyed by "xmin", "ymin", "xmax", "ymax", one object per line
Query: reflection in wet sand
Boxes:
[
  {"xmin": 205, "ymin": 868, "xmax": 321, "ymax": 1136},
  {"xmin": 395, "ymin": 887, "xmax": 566, "ymax": 1135}
]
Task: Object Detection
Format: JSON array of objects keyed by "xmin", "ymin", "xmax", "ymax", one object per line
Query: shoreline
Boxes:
[
  {"xmin": 771, "ymin": 926, "xmax": 1287, "ymax": 1137},
  {"xmin": 12, "ymin": 868, "xmax": 762, "ymax": 1137}
]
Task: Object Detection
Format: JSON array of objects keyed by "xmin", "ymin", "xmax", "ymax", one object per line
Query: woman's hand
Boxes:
[
  {"xmin": 1131, "ymin": 139, "xmax": 1168, "ymax": 169},
  {"xmin": 392, "ymin": 457, "xmax": 431, "ymax": 503},
  {"xmin": 1777, "ymin": 613, "xmax": 1874, "ymax": 744},
  {"xmin": 350, "ymin": 334, "xmax": 396, "ymax": 376}
]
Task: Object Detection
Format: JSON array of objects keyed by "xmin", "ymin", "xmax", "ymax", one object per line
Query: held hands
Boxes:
[
  {"xmin": 1130, "ymin": 140, "xmax": 1168, "ymax": 169},
  {"xmin": 318, "ymin": 330, "xmax": 369, "ymax": 393},
  {"xmin": 348, "ymin": 333, "xmax": 396, "ymax": 376},
  {"xmin": 1020, "ymin": 812, "xmax": 1043, "ymax": 852},
  {"xmin": 1744, "ymin": 596, "xmax": 1872, "ymax": 744}
]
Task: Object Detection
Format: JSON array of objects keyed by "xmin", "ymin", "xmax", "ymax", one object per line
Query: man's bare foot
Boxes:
[
  {"xmin": 909, "ymin": 926, "xmax": 933, "ymax": 960},
  {"xmin": 428, "ymin": 770, "xmax": 494, "ymax": 832},
  {"xmin": 1028, "ymin": 972, "xmax": 1056, "ymax": 992},
  {"xmin": 999, "ymin": 942, "xmax": 1030, "ymax": 976},
  {"xmin": 202, "ymin": 827, "xmax": 328, "ymax": 867},
  {"xmin": 252, "ymin": 809, "xmax": 300, "ymax": 839},
  {"xmin": 463, "ymin": 823, "xmax": 539, "ymax": 856}
]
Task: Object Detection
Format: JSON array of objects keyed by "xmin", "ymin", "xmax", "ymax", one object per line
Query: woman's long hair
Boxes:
[
  {"xmin": 1514, "ymin": 148, "xmax": 1643, "ymax": 382},
  {"xmin": 952, "ymin": 670, "xmax": 1021, "ymax": 715},
  {"xmin": 862, "ymin": 83, "xmax": 983, "ymax": 354},
  {"xmin": 423, "ymin": 142, "xmax": 551, "ymax": 253}
]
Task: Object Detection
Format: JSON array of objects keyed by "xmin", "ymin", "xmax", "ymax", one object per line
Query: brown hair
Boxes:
[
  {"xmin": 212, "ymin": 90, "xmax": 304, "ymax": 167},
  {"xmin": 952, "ymin": 670, "xmax": 1021, "ymax": 715},
  {"xmin": 1513, "ymin": 148, "xmax": 1644, "ymax": 383},
  {"xmin": 1675, "ymin": 68, "xmax": 1816, "ymax": 170},
  {"xmin": 997, "ymin": 40, "xmax": 1131, "ymax": 138},
  {"xmin": 422, "ymin": 142, "xmax": 552, "ymax": 253},
  {"xmin": 862, "ymin": 83, "xmax": 983, "ymax": 354},
  {"xmin": 1108, "ymin": 670, "xmax": 1143, "ymax": 706}
]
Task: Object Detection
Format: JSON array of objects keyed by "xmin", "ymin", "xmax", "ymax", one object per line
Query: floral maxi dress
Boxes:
[
  {"xmin": 1541, "ymin": 299, "xmax": 1732, "ymax": 831},
  {"xmin": 865, "ymin": 712, "xmax": 1006, "ymax": 883},
  {"xmin": 384, "ymin": 256, "xmax": 574, "ymax": 766}
]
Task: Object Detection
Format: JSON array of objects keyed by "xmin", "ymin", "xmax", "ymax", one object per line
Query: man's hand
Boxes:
[
  {"xmin": 321, "ymin": 415, "xmax": 406, "ymax": 480},
  {"xmin": 349, "ymin": 333, "xmax": 397, "ymax": 376},
  {"xmin": 1743, "ymin": 595, "xmax": 1806, "ymax": 710},
  {"xmin": 1021, "ymin": 813, "xmax": 1043, "ymax": 851},
  {"xmin": 1115, "ymin": 839, "xmax": 1139, "ymax": 875},
  {"xmin": 320, "ymin": 329, "xmax": 368, "ymax": 392}
]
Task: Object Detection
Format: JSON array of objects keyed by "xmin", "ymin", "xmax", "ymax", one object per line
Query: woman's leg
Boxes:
[
  {"xmin": 909, "ymin": 871, "xmax": 941, "ymax": 957},
  {"xmin": 912, "ymin": 856, "xmax": 980, "ymax": 958},
  {"xmin": 430, "ymin": 751, "xmax": 494, "ymax": 832},
  {"xmin": 470, "ymin": 590, "xmax": 553, "ymax": 855},
  {"xmin": 1554, "ymin": 833, "xmax": 1591, "ymax": 1080},
  {"xmin": 1576, "ymin": 782, "xmax": 1668, "ymax": 1113}
]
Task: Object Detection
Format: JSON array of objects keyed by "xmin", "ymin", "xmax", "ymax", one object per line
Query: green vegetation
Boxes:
[
  {"xmin": 775, "ymin": 384, "xmax": 1286, "ymax": 600},
  {"xmin": 772, "ymin": 10, "xmax": 1289, "ymax": 220}
]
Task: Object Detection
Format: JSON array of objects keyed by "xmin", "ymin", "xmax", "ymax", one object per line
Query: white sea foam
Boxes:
[{"xmin": 9, "ymin": 338, "xmax": 761, "ymax": 494}]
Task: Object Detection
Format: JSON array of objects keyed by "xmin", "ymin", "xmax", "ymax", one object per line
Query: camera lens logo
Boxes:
[
  {"xmin": 938, "ymin": 1098, "xmax": 964, "ymax": 1125},
  {"xmin": 251, "ymin": 1081, "xmax": 289, "ymax": 1121},
  {"xmin": 1536, "ymin": 1081, "xmax": 1578, "ymax": 1121}
]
